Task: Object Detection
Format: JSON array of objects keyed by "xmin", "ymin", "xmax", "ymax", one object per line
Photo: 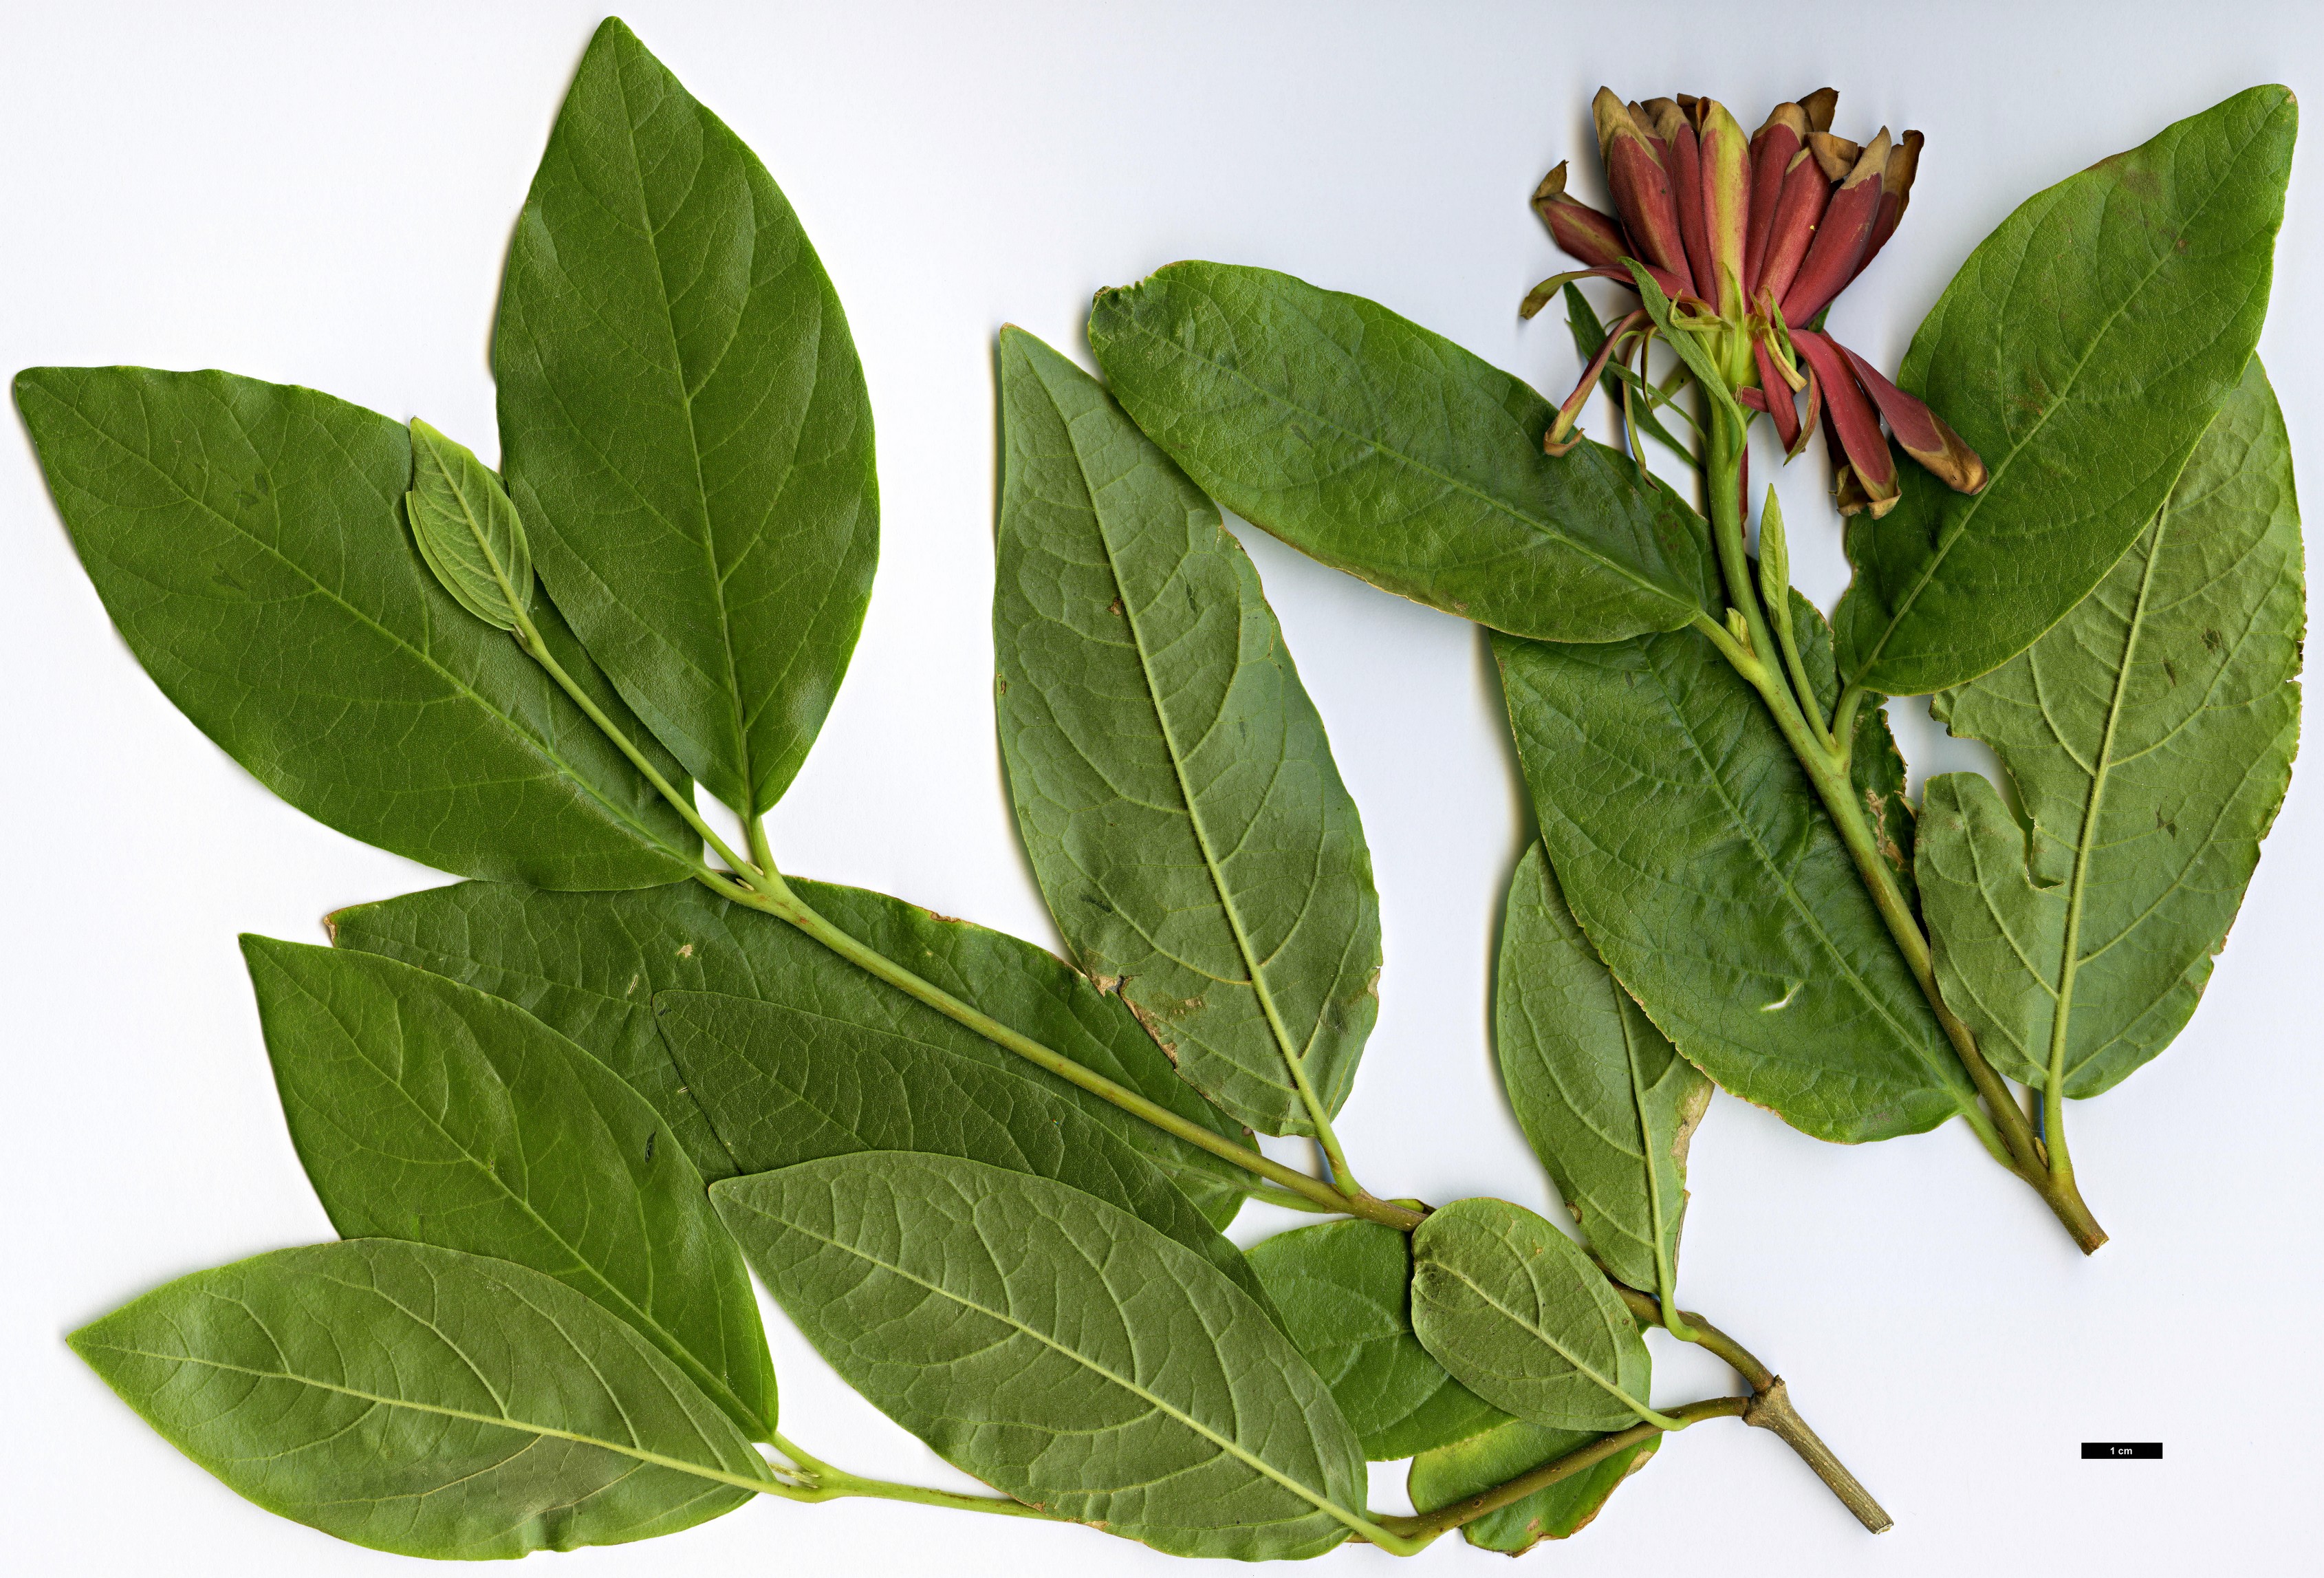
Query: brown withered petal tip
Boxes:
[
  {"xmin": 1799, "ymin": 87, "xmax": 1839, "ymax": 135},
  {"xmin": 1807, "ymin": 132, "xmax": 1860, "ymax": 182}
]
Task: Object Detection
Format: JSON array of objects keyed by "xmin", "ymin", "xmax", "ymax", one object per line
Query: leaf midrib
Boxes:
[
  {"xmin": 1424, "ymin": 1256, "xmax": 1649, "ymax": 1423},
  {"xmin": 1107, "ymin": 288, "xmax": 1697, "ymax": 625}
]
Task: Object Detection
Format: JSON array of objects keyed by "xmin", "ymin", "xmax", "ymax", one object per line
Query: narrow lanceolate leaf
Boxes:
[
  {"xmin": 1496, "ymin": 843, "xmax": 1710, "ymax": 1298},
  {"xmin": 714, "ymin": 1154, "xmax": 1371, "ymax": 1560},
  {"xmin": 652, "ymin": 988, "xmax": 1279, "ymax": 1320},
  {"xmin": 1246, "ymin": 1220, "xmax": 1508, "ymax": 1460},
  {"xmin": 1918, "ymin": 358, "xmax": 2303, "ymax": 1097},
  {"xmin": 405, "ymin": 418, "xmax": 532, "ymax": 630},
  {"xmin": 1087, "ymin": 261, "xmax": 1717, "ymax": 641},
  {"xmin": 69, "ymin": 1241, "xmax": 768, "ymax": 1559},
  {"xmin": 496, "ymin": 17, "xmax": 877, "ymax": 815},
  {"xmin": 1834, "ymin": 85, "xmax": 2295, "ymax": 696},
  {"xmin": 1408, "ymin": 1418, "xmax": 1656, "ymax": 1554},
  {"xmin": 242, "ymin": 938, "xmax": 778, "ymax": 1440},
  {"xmin": 14, "ymin": 367, "xmax": 698, "ymax": 889},
  {"xmin": 1409, "ymin": 1197, "xmax": 1655, "ymax": 1434},
  {"xmin": 996, "ymin": 328, "xmax": 1380, "ymax": 1137},
  {"xmin": 328, "ymin": 878, "xmax": 1254, "ymax": 1222},
  {"xmin": 1497, "ymin": 630, "xmax": 1977, "ymax": 1142}
]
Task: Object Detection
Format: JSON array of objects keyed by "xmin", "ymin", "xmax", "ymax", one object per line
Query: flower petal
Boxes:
[
  {"xmin": 1544, "ymin": 307, "xmax": 1649, "ymax": 455},
  {"xmin": 1751, "ymin": 337, "xmax": 1802, "ymax": 452},
  {"xmin": 1834, "ymin": 338, "xmax": 1988, "ymax": 493},
  {"xmin": 1793, "ymin": 329, "xmax": 1898, "ymax": 512},
  {"xmin": 1755, "ymin": 149, "xmax": 1831, "ymax": 310},
  {"xmin": 1697, "ymin": 100, "xmax": 1751, "ymax": 315},
  {"xmin": 1534, "ymin": 161, "xmax": 1633, "ymax": 270},
  {"xmin": 1600, "ymin": 108, "xmax": 1691, "ymax": 286},
  {"xmin": 1666, "ymin": 113, "xmax": 1713, "ymax": 303},
  {"xmin": 1799, "ymin": 86, "xmax": 1839, "ymax": 135},
  {"xmin": 1744, "ymin": 105, "xmax": 1808, "ymax": 298},
  {"xmin": 1779, "ymin": 129, "xmax": 1890, "ymax": 326},
  {"xmin": 1851, "ymin": 130, "xmax": 1924, "ymax": 283}
]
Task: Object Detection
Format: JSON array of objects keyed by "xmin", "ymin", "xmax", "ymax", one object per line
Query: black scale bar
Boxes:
[{"xmin": 2081, "ymin": 1442, "xmax": 2162, "ymax": 1459}]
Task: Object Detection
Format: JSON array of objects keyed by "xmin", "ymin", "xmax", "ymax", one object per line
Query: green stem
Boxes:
[
  {"xmin": 1368, "ymin": 1396, "xmax": 1752, "ymax": 1546},
  {"xmin": 1695, "ymin": 410, "xmax": 2106, "ymax": 1251},
  {"xmin": 1613, "ymin": 1288, "xmax": 1891, "ymax": 1533},
  {"xmin": 764, "ymin": 1432, "xmax": 1054, "ymax": 1521},
  {"xmin": 506, "ymin": 626, "xmax": 1422, "ymax": 1231}
]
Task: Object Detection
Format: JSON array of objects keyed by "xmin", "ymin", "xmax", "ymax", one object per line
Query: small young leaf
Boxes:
[
  {"xmin": 1790, "ymin": 587, "xmax": 1920, "ymax": 908},
  {"xmin": 496, "ymin": 18, "xmax": 878, "ymax": 816},
  {"xmin": 1918, "ymin": 358, "xmax": 2302, "ymax": 1097},
  {"xmin": 404, "ymin": 418, "xmax": 532, "ymax": 630},
  {"xmin": 1409, "ymin": 1197, "xmax": 1655, "ymax": 1433},
  {"xmin": 243, "ymin": 938, "xmax": 778, "ymax": 1440},
  {"xmin": 1087, "ymin": 261, "xmax": 1717, "ymax": 641},
  {"xmin": 1496, "ymin": 843, "xmax": 1711, "ymax": 1299},
  {"xmin": 714, "ymin": 1152, "xmax": 1370, "ymax": 1560},
  {"xmin": 69, "ymin": 1240, "xmax": 768, "ymax": 1558},
  {"xmin": 13, "ymin": 366, "xmax": 699, "ymax": 890},
  {"xmin": 652, "ymin": 987, "xmax": 1279, "ymax": 1320},
  {"xmin": 1407, "ymin": 1418, "xmax": 1657, "ymax": 1554},
  {"xmin": 997, "ymin": 327, "xmax": 1380, "ymax": 1137},
  {"xmin": 1496, "ymin": 629, "xmax": 1975, "ymax": 1142},
  {"xmin": 329, "ymin": 878, "xmax": 1255, "ymax": 1222},
  {"xmin": 1834, "ymin": 85, "xmax": 2296, "ymax": 696},
  {"xmin": 1246, "ymin": 1219, "xmax": 1508, "ymax": 1460}
]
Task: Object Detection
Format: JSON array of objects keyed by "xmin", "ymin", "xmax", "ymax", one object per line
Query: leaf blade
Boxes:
[
  {"xmin": 13, "ymin": 367, "xmax": 700, "ymax": 889},
  {"xmin": 495, "ymin": 17, "xmax": 878, "ymax": 814},
  {"xmin": 1834, "ymin": 85, "xmax": 2296, "ymax": 695},
  {"xmin": 1408, "ymin": 1418, "xmax": 1656, "ymax": 1554},
  {"xmin": 995, "ymin": 327, "xmax": 1381, "ymax": 1136},
  {"xmin": 1495, "ymin": 629, "xmax": 1976, "ymax": 1142},
  {"xmin": 714, "ymin": 1152, "xmax": 1369, "ymax": 1559},
  {"xmin": 1409, "ymin": 1197, "xmax": 1653, "ymax": 1434},
  {"xmin": 1245, "ymin": 1219, "xmax": 1508, "ymax": 1460},
  {"xmin": 243, "ymin": 938, "xmax": 778, "ymax": 1440},
  {"xmin": 1918, "ymin": 356, "xmax": 2303, "ymax": 1096},
  {"xmin": 1087, "ymin": 261, "xmax": 1716, "ymax": 640},
  {"xmin": 69, "ymin": 1240, "xmax": 767, "ymax": 1559},
  {"xmin": 1495, "ymin": 843, "xmax": 1711, "ymax": 1297}
]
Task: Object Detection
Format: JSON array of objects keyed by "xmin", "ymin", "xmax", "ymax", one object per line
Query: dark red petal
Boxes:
[
  {"xmin": 1849, "ymin": 131, "xmax": 1924, "ymax": 283},
  {"xmin": 1789, "ymin": 364, "xmax": 1823, "ymax": 462},
  {"xmin": 1744, "ymin": 109, "xmax": 1807, "ymax": 298},
  {"xmin": 1834, "ymin": 340, "xmax": 1988, "ymax": 493},
  {"xmin": 1535, "ymin": 164, "xmax": 1633, "ymax": 270},
  {"xmin": 1794, "ymin": 330, "xmax": 1898, "ymax": 510},
  {"xmin": 1755, "ymin": 151, "xmax": 1831, "ymax": 310},
  {"xmin": 1669, "ymin": 119, "xmax": 1711, "ymax": 301},
  {"xmin": 1605, "ymin": 134, "xmax": 1690, "ymax": 284},
  {"xmin": 1779, "ymin": 131, "xmax": 1890, "ymax": 326},
  {"xmin": 1751, "ymin": 338, "xmax": 1801, "ymax": 451},
  {"xmin": 1737, "ymin": 385, "xmax": 1770, "ymax": 412}
]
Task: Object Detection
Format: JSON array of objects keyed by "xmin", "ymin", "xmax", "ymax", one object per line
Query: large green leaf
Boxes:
[
  {"xmin": 1409, "ymin": 1197, "xmax": 1654, "ymax": 1434},
  {"xmin": 996, "ymin": 328, "xmax": 1380, "ymax": 1136},
  {"xmin": 1834, "ymin": 85, "xmax": 2295, "ymax": 696},
  {"xmin": 713, "ymin": 1153, "xmax": 1369, "ymax": 1559},
  {"xmin": 1495, "ymin": 629, "xmax": 1977, "ymax": 1142},
  {"xmin": 1085, "ymin": 261, "xmax": 1715, "ymax": 640},
  {"xmin": 652, "ymin": 987, "xmax": 1277, "ymax": 1319},
  {"xmin": 1245, "ymin": 1220, "xmax": 1507, "ymax": 1460},
  {"xmin": 14, "ymin": 367, "xmax": 698, "ymax": 889},
  {"xmin": 1918, "ymin": 358, "xmax": 2303, "ymax": 1098},
  {"xmin": 1407, "ymin": 1418, "xmax": 1656, "ymax": 1554},
  {"xmin": 243, "ymin": 938, "xmax": 777, "ymax": 1438},
  {"xmin": 1495, "ymin": 843, "xmax": 1711, "ymax": 1298},
  {"xmin": 495, "ymin": 18, "xmax": 877, "ymax": 815},
  {"xmin": 328, "ymin": 877, "xmax": 1253, "ymax": 1221},
  {"xmin": 69, "ymin": 1240, "xmax": 768, "ymax": 1558}
]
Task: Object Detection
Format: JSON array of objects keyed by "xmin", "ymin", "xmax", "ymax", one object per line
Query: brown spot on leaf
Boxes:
[
  {"xmin": 2204, "ymin": 627, "xmax": 2224, "ymax": 651},
  {"xmin": 1106, "ymin": 595, "xmax": 1123, "ymax": 616},
  {"xmin": 1124, "ymin": 995, "xmax": 1182, "ymax": 1063},
  {"xmin": 677, "ymin": 942, "xmax": 695, "ymax": 959}
]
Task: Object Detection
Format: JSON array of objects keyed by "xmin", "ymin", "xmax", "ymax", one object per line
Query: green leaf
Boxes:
[
  {"xmin": 404, "ymin": 418, "xmax": 532, "ymax": 631},
  {"xmin": 1918, "ymin": 357, "xmax": 2303, "ymax": 1098},
  {"xmin": 495, "ymin": 17, "xmax": 878, "ymax": 815},
  {"xmin": 1409, "ymin": 1197, "xmax": 1655, "ymax": 1433},
  {"xmin": 713, "ymin": 1153, "xmax": 1370, "ymax": 1559},
  {"xmin": 69, "ymin": 1240, "xmax": 768, "ymax": 1559},
  {"xmin": 1495, "ymin": 627, "xmax": 1976, "ymax": 1142},
  {"xmin": 327, "ymin": 878, "xmax": 1254, "ymax": 1222},
  {"xmin": 1086, "ymin": 261, "xmax": 1716, "ymax": 641},
  {"xmin": 1834, "ymin": 85, "xmax": 2296, "ymax": 696},
  {"xmin": 1495, "ymin": 843, "xmax": 1711, "ymax": 1298},
  {"xmin": 13, "ymin": 367, "xmax": 700, "ymax": 889},
  {"xmin": 243, "ymin": 938, "xmax": 777, "ymax": 1440},
  {"xmin": 996, "ymin": 328, "xmax": 1380, "ymax": 1136},
  {"xmin": 1245, "ymin": 1220, "xmax": 1508, "ymax": 1460},
  {"xmin": 1408, "ymin": 1418, "xmax": 1656, "ymax": 1554},
  {"xmin": 651, "ymin": 987, "xmax": 1279, "ymax": 1320}
]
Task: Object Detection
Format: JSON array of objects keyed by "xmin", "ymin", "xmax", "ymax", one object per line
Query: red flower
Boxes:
[{"xmin": 1528, "ymin": 89, "xmax": 1985, "ymax": 516}]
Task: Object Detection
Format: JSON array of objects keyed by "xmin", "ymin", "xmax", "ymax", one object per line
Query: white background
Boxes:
[{"xmin": 3, "ymin": 2, "xmax": 2316, "ymax": 1573}]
